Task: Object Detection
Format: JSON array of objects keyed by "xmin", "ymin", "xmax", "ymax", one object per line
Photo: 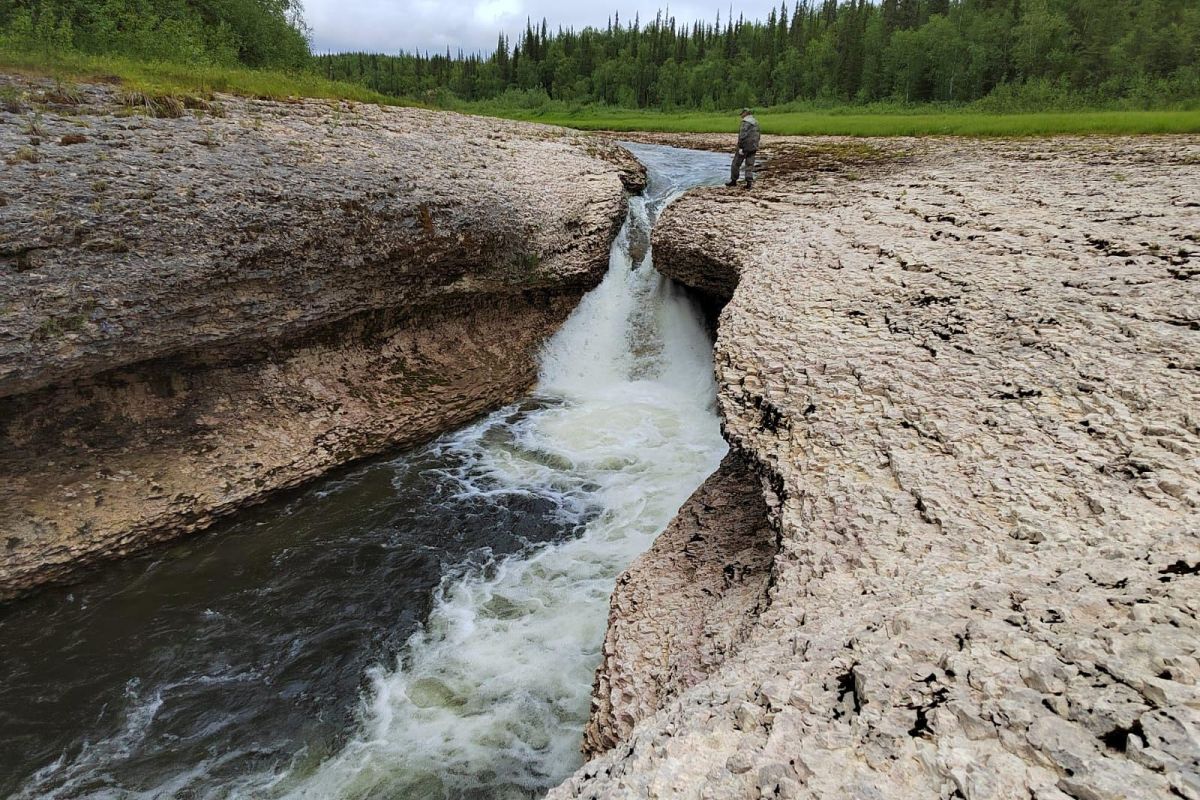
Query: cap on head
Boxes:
[{"xmin": 741, "ymin": 107, "xmax": 751, "ymax": 115}]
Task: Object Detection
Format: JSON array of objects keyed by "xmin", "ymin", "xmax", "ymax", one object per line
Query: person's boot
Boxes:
[
  {"xmin": 743, "ymin": 180, "xmax": 754, "ymax": 190},
  {"xmin": 725, "ymin": 180, "xmax": 737, "ymax": 187}
]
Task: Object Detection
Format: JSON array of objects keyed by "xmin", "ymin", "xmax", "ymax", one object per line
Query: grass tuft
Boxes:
[
  {"xmin": 6, "ymin": 145, "xmax": 40, "ymax": 165},
  {"xmin": 121, "ymin": 89, "xmax": 185, "ymax": 118},
  {"xmin": 36, "ymin": 79, "xmax": 83, "ymax": 106},
  {"xmin": 0, "ymin": 84, "xmax": 27, "ymax": 112},
  {"xmin": 1, "ymin": 50, "xmax": 409, "ymax": 108}
]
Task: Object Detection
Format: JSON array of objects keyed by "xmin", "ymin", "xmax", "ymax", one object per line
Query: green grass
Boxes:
[
  {"xmin": 0, "ymin": 50, "xmax": 408, "ymax": 106},
  {"xmin": 4, "ymin": 50, "xmax": 1198, "ymax": 136},
  {"xmin": 483, "ymin": 108, "xmax": 1200, "ymax": 137}
]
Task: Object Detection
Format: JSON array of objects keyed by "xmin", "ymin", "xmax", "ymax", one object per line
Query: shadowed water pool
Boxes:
[{"xmin": 0, "ymin": 143, "xmax": 732, "ymax": 800}]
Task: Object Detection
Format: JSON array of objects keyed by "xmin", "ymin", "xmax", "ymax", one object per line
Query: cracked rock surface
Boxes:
[
  {"xmin": 555, "ymin": 135, "xmax": 1200, "ymax": 799},
  {"xmin": 0, "ymin": 76, "xmax": 641, "ymax": 600}
]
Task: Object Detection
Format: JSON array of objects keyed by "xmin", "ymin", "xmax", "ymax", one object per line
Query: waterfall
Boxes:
[{"xmin": 264, "ymin": 144, "xmax": 730, "ymax": 800}]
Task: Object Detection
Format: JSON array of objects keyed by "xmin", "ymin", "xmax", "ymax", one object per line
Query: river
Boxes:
[{"xmin": 0, "ymin": 143, "xmax": 731, "ymax": 800}]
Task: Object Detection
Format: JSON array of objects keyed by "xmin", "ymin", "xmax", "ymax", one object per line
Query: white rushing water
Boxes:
[{"xmin": 246, "ymin": 145, "xmax": 732, "ymax": 800}]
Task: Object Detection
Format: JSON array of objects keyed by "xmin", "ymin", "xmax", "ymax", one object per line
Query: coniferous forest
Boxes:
[
  {"xmin": 0, "ymin": 0, "xmax": 311, "ymax": 70},
  {"xmin": 1, "ymin": 0, "xmax": 1197, "ymax": 110},
  {"xmin": 315, "ymin": 0, "xmax": 1200, "ymax": 109}
]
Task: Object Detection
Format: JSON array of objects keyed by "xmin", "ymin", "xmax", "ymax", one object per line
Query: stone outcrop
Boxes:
[
  {"xmin": 0, "ymin": 76, "xmax": 642, "ymax": 600},
  {"xmin": 557, "ymin": 135, "xmax": 1200, "ymax": 799},
  {"xmin": 584, "ymin": 450, "xmax": 776, "ymax": 757}
]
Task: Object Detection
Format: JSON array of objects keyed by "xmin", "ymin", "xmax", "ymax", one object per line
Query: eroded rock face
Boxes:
[
  {"xmin": 557, "ymin": 136, "xmax": 1200, "ymax": 799},
  {"xmin": 0, "ymin": 77, "xmax": 642, "ymax": 600},
  {"xmin": 584, "ymin": 451, "xmax": 776, "ymax": 757}
]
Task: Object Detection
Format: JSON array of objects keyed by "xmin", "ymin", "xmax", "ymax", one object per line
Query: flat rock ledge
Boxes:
[
  {"xmin": 555, "ymin": 135, "xmax": 1200, "ymax": 799},
  {"xmin": 0, "ymin": 76, "xmax": 642, "ymax": 601}
]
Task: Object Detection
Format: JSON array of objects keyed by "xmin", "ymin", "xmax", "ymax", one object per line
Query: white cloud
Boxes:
[
  {"xmin": 303, "ymin": 0, "xmax": 790, "ymax": 55},
  {"xmin": 473, "ymin": 0, "xmax": 523, "ymax": 26}
]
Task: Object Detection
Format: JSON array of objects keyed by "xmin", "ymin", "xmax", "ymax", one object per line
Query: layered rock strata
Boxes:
[
  {"xmin": 559, "ymin": 136, "xmax": 1200, "ymax": 799},
  {"xmin": 0, "ymin": 77, "xmax": 641, "ymax": 600}
]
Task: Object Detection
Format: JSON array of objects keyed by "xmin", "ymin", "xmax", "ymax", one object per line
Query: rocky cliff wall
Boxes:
[
  {"xmin": 583, "ymin": 450, "xmax": 777, "ymax": 757},
  {"xmin": 0, "ymin": 77, "xmax": 642, "ymax": 600},
  {"xmin": 558, "ymin": 136, "xmax": 1200, "ymax": 799}
]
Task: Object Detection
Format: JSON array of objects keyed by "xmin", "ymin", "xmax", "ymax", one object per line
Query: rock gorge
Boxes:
[{"xmin": 3, "ymin": 74, "xmax": 1198, "ymax": 798}]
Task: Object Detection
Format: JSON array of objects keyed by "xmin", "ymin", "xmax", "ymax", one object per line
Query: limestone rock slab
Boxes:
[{"xmin": 555, "ymin": 135, "xmax": 1200, "ymax": 799}]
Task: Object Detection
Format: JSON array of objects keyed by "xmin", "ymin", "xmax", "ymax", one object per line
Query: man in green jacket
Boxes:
[{"xmin": 727, "ymin": 108, "xmax": 760, "ymax": 189}]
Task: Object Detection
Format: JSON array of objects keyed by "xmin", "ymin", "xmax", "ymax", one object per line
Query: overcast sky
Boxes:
[{"xmin": 304, "ymin": 1, "xmax": 791, "ymax": 55}]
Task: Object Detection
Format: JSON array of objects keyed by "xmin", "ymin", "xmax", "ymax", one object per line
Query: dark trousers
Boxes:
[{"xmin": 731, "ymin": 149, "xmax": 756, "ymax": 183}]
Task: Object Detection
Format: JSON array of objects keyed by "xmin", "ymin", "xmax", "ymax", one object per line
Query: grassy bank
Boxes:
[
  {"xmin": 483, "ymin": 108, "xmax": 1200, "ymax": 137},
  {"xmin": 4, "ymin": 52, "xmax": 1198, "ymax": 137},
  {"xmin": 0, "ymin": 51, "xmax": 404, "ymax": 106}
]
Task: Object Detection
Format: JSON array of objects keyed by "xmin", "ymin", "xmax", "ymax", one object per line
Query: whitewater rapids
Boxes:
[{"xmin": 260, "ymin": 144, "xmax": 730, "ymax": 799}]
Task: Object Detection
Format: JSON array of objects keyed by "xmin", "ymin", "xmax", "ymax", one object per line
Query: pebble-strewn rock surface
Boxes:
[
  {"xmin": 555, "ymin": 135, "xmax": 1200, "ymax": 799},
  {"xmin": 0, "ymin": 76, "xmax": 641, "ymax": 600}
]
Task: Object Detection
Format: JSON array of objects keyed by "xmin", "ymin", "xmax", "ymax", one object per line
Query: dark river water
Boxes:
[{"xmin": 0, "ymin": 143, "xmax": 732, "ymax": 800}]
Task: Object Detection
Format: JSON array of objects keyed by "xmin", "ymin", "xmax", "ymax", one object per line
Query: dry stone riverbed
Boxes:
[{"xmin": 557, "ymin": 133, "xmax": 1200, "ymax": 800}]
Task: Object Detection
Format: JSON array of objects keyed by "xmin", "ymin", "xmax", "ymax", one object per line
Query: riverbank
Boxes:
[
  {"xmin": 5, "ymin": 53, "xmax": 1199, "ymax": 138},
  {"xmin": 559, "ymin": 133, "xmax": 1200, "ymax": 798},
  {"xmin": 0, "ymin": 73, "xmax": 643, "ymax": 601}
]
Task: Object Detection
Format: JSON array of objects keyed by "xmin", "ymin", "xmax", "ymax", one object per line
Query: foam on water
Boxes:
[{"xmin": 257, "ymin": 146, "xmax": 731, "ymax": 799}]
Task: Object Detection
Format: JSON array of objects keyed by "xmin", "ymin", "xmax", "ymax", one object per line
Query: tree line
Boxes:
[
  {"xmin": 0, "ymin": 0, "xmax": 310, "ymax": 69},
  {"xmin": 317, "ymin": 0, "xmax": 1199, "ymax": 109}
]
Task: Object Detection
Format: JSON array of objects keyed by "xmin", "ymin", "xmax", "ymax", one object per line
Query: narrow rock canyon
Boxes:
[{"xmin": 4, "ymin": 76, "xmax": 1197, "ymax": 799}]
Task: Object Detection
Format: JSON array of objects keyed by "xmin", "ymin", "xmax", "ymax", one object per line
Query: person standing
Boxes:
[{"xmin": 727, "ymin": 108, "xmax": 760, "ymax": 189}]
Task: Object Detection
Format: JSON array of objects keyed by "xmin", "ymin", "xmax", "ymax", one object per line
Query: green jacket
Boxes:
[{"xmin": 738, "ymin": 115, "xmax": 761, "ymax": 152}]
